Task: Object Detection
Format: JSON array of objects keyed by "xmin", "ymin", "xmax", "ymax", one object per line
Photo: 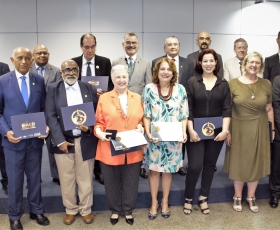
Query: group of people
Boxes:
[{"xmin": 0, "ymin": 30, "xmax": 280, "ymax": 230}]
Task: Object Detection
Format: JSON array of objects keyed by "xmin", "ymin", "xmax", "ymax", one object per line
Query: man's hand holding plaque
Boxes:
[{"xmin": 6, "ymin": 130, "xmax": 21, "ymax": 143}]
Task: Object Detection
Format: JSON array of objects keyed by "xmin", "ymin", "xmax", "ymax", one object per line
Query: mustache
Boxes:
[
  {"xmin": 66, "ymin": 76, "xmax": 77, "ymax": 80},
  {"xmin": 201, "ymin": 42, "xmax": 208, "ymax": 46}
]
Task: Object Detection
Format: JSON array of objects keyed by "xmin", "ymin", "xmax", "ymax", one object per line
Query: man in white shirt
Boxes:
[{"xmin": 224, "ymin": 38, "xmax": 248, "ymax": 81}]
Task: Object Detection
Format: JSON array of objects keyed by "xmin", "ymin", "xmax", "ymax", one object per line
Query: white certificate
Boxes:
[
  {"xmin": 111, "ymin": 130, "xmax": 148, "ymax": 151},
  {"xmin": 151, "ymin": 122, "xmax": 183, "ymax": 141}
]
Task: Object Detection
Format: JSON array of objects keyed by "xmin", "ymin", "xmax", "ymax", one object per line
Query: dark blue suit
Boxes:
[{"xmin": 0, "ymin": 70, "xmax": 46, "ymax": 220}]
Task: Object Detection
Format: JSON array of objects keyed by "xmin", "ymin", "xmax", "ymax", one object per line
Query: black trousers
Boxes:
[
  {"xmin": 94, "ymin": 160, "xmax": 101, "ymax": 176},
  {"xmin": 184, "ymin": 139, "xmax": 224, "ymax": 199},
  {"xmin": 100, "ymin": 161, "xmax": 141, "ymax": 216},
  {"xmin": 269, "ymin": 140, "xmax": 280, "ymax": 197},
  {"xmin": 0, "ymin": 136, "xmax": 8, "ymax": 187}
]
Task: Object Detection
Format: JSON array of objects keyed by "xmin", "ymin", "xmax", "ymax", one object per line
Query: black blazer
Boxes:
[
  {"xmin": 72, "ymin": 54, "xmax": 114, "ymax": 91},
  {"xmin": 0, "ymin": 62, "xmax": 10, "ymax": 76},
  {"xmin": 45, "ymin": 80, "xmax": 98, "ymax": 160},
  {"xmin": 151, "ymin": 55, "xmax": 194, "ymax": 89},
  {"xmin": 264, "ymin": 53, "xmax": 280, "ymax": 84},
  {"xmin": 272, "ymin": 75, "xmax": 280, "ymax": 141}
]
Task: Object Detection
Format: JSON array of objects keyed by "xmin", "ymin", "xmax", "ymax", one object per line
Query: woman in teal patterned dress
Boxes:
[{"xmin": 142, "ymin": 58, "xmax": 188, "ymax": 219}]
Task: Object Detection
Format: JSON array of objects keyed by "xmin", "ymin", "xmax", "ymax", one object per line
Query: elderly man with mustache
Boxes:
[{"xmin": 45, "ymin": 60, "xmax": 98, "ymax": 225}]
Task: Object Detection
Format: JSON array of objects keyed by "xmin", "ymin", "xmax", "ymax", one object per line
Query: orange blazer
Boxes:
[{"xmin": 94, "ymin": 90, "xmax": 144, "ymax": 165}]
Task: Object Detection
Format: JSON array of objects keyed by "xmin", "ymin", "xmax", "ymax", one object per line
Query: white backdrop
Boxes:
[{"xmin": 0, "ymin": 0, "xmax": 279, "ymax": 69}]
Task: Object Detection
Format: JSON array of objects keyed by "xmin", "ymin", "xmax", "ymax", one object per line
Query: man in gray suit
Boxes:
[
  {"xmin": 187, "ymin": 30, "xmax": 224, "ymax": 78},
  {"xmin": 152, "ymin": 36, "xmax": 194, "ymax": 176},
  {"xmin": 30, "ymin": 44, "xmax": 61, "ymax": 185},
  {"xmin": 264, "ymin": 31, "xmax": 280, "ymax": 84},
  {"xmin": 112, "ymin": 32, "xmax": 152, "ymax": 179},
  {"xmin": 224, "ymin": 38, "xmax": 248, "ymax": 81}
]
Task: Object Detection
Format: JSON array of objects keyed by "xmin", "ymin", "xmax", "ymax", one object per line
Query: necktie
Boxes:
[
  {"xmin": 128, "ymin": 57, "xmax": 134, "ymax": 80},
  {"xmin": 86, "ymin": 62, "xmax": 92, "ymax": 76},
  {"xmin": 38, "ymin": 66, "xmax": 44, "ymax": 76},
  {"xmin": 171, "ymin": 58, "xmax": 175, "ymax": 62},
  {"xmin": 20, "ymin": 76, "xmax": 28, "ymax": 107},
  {"xmin": 239, "ymin": 61, "xmax": 243, "ymax": 75}
]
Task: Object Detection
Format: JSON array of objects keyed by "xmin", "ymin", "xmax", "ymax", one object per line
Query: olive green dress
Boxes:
[{"xmin": 223, "ymin": 78, "xmax": 272, "ymax": 182}]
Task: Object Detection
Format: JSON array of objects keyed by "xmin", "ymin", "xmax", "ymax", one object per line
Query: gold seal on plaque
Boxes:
[
  {"xmin": 21, "ymin": 122, "xmax": 36, "ymax": 130},
  {"xmin": 202, "ymin": 122, "xmax": 215, "ymax": 136},
  {"xmin": 88, "ymin": 80, "xmax": 99, "ymax": 86},
  {"xmin": 71, "ymin": 110, "xmax": 87, "ymax": 125},
  {"xmin": 153, "ymin": 126, "xmax": 160, "ymax": 133},
  {"xmin": 116, "ymin": 137, "xmax": 121, "ymax": 142}
]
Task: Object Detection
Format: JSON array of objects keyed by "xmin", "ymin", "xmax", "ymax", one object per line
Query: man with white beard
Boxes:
[{"xmin": 45, "ymin": 60, "xmax": 98, "ymax": 225}]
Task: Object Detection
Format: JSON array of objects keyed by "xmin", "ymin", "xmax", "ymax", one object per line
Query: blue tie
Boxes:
[
  {"xmin": 20, "ymin": 76, "xmax": 28, "ymax": 107},
  {"xmin": 38, "ymin": 66, "xmax": 44, "ymax": 76}
]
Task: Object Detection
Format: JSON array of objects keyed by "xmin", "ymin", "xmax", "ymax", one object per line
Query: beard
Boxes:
[{"xmin": 65, "ymin": 75, "xmax": 78, "ymax": 85}]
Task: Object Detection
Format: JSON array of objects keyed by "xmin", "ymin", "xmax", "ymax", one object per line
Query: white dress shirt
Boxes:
[
  {"xmin": 15, "ymin": 70, "xmax": 30, "ymax": 97},
  {"xmin": 82, "ymin": 55, "xmax": 95, "ymax": 76}
]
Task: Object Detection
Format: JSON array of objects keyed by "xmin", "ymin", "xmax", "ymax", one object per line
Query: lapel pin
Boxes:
[
  {"xmin": 96, "ymin": 65, "xmax": 99, "ymax": 69},
  {"xmin": 180, "ymin": 66, "xmax": 182, "ymax": 68},
  {"xmin": 85, "ymin": 95, "xmax": 87, "ymax": 97},
  {"xmin": 32, "ymin": 83, "xmax": 35, "ymax": 85}
]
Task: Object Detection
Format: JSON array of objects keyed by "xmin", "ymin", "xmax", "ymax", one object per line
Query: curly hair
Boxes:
[
  {"xmin": 152, "ymin": 58, "xmax": 178, "ymax": 85},
  {"xmin": 194, "ymin": 49, "xmax": 220, "ymax": 76}
]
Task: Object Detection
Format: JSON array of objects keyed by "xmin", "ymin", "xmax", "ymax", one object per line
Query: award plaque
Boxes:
[
  {"xmin": 60, "ymin": 102, "xmax": 96, "ymax": 131},
  {"xmin": 81, "ymin": 76, "xmax": 109, "ymax": 92},
  {"xmin": 193, "ymin": 117, "xmax": 222, "ymax": 140},
  {"xmin": 11, "ymin": 112, "xmax": 47, "ymax": 139}
]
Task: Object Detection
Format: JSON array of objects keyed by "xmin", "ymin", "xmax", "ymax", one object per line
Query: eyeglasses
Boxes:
[
  {"xmin": 124, "ymin": 41, "xmax": 138, "ymax": 46},
  {"xmin": 61, "ymin": 68, "xmax": 79, "ymax": 74},
  {"xmin": 82, "ymin": 45, "xmax": 96, "ymax": 50},
  {"xmin": 248, "ymin": 61, "xmax": 261, "ymax": 66},
  {"xmin": 34, "ymin": 52, "xmax": 49, "ymax": 56}
]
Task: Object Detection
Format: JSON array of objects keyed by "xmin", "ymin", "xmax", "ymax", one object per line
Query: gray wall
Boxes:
[{"xmin": 0, "ymin": 0, "xmax": 279, "ymax": 69}]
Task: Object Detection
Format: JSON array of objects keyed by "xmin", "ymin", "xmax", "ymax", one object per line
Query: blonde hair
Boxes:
[{"xmin": 242, "ymin": 51, "xmax": 264, "ymax": 74}]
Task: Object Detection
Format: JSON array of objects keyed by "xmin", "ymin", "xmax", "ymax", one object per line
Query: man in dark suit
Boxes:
[
  {"xmin": 30, "ymin": 44, "xmax": 61, "ymax": 185},
  {"xmin": 264, "ymin": 31, "xmax": 280, "ymax": 84},
  {"xmin": 45, "ymin": 60, "xmax": 98, "ymax": 225},
  {"xmin": 187, "ymin": 31, "xmax": 224, "ymax": 78},
  {"xmin": 0, "ymin": 47, "xmax": 49, "ymax": 230},
  {"xmin": 71, "ymin": 34, "xmax": 113, "ymax": 184},
  {"xmin": 0, "ymin": 62, "xmax": 10, "ymax": 196},
  {"xmin": 152, "ymin": 36, "xmax": 194, "ymax": 176}
]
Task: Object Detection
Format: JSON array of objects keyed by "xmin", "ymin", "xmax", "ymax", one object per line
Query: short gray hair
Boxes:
[{"xmin": 111, "ymin": 64, "xmax": 129, "ymax": 79}]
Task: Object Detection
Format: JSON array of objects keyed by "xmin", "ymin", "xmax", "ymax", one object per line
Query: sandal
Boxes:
[
  {"xmin": 233, "ymin": 197, "xmax": 242, "ymax": 212},
  {"xmin": 247, "ymin": 197, "xmax": 259, "ymax": 213},
  {"xmin": 183, "ymin": 199, "xmax": 192, "ymax": 215},
  {"xmin": 198, "ymin": 198, "xmax": 210, "ymax": 215}
]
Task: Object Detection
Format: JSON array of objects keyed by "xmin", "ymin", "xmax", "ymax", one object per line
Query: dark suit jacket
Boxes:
[
  {"xmin": 0, "ymin": 71, "xmax": 45, "ymax": 150},
  {"xmin": 186, "ymin": 51, "xmax": 224, "ymax": 78},
  {"xmin": 0, "ymin": 62, "xmax": 10, "ymax": 76},
  {"xmin": 72, "ymin": 54, "xmax": 114, "ymax": 91},
  {"xmin": 45, "ymin": 80, "xmax": 98, "ymax": 160},
  {"xmin": 151, "ymin": 55, "xmax": 194, "ymax": 89},
  {"xmin": 264, "ymin": 53, "xmax": 280, "ymax": 84},
  {"xmin": 272, "ymin": 75, "xmax": 280, "ymax": 141}
]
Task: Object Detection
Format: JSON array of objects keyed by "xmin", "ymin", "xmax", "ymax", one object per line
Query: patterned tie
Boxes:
[
  {"xmin": 86, "ymin": 62, "xmax": 92, "ymax": 76},
  {"xmin": 128, "ymin": 57, "xmax": 134, "ymax": 80},
  {"xmin": 20, "ymin": 76, "xmax": 28, "ymax": 107},
  {"xmin": 171, "ymin": 58, "xmax": 175, "ymax": 62},
  {"xmin": 239, "ymin": 61, "xmax": 243, "ymax": 75},
  {"xmin": 38, "ymin": 66, "xmax": 44, "ymax": 76}
]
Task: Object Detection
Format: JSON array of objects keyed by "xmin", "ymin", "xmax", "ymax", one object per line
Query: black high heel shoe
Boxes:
[
  {"xmin": 183, "ymin": 199, "xmax": 192, "ymax": 215},
  {"xmin": 198, "ymin": 198, "xmax": 210, "ymax": 215},
  {"xmin": 110, "ymin": 214, "xmax": 119, "ymax": 225},
  {"xmin": 125, "ymin": 215, "xmax": 134, "ymax": 225},
  {"xmin": 161, "ymin": 202, "xmax": 170, "ymax": 218},
  {"xmin": 148, "ymin": 204, "xmax": 160, "ymax": 220}
]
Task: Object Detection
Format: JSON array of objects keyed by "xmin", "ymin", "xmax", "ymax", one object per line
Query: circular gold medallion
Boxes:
[
  {"xmin": 116, "ymin": 137, "xmax": 121, "ymax": 142},
  {"xmin": 202, "ymin": 122, "xmax": 215, "ymax": 136},
  {"xmin": 71, "ymin": 109, "xmax": 87, "ymax": 125}
]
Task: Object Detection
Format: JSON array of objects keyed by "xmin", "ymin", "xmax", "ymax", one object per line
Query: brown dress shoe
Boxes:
[
  {"xmin": 82, "ymin": 213, "xmax": 94, "ymax": 224},
  {"xmin": 63, "ymin": 214, "xmax": 76, "ymax": 225}
]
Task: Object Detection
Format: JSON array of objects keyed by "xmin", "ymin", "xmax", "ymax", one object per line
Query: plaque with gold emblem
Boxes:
[
  {"xmin": 81, "ymin": 76, "xmax": 109, "ymax": 92},
  {"xmin": 61, "ymin": 102, "xmax": 96, "ymax": 131},
  {"xmin": 194, "ymin": 117, "xmax": 222, "ymax": 140},
  {"xmin": 151, "ymin": 122, "xmax": 183, "ymax": 141},
  {"xmin": 11, "ymin": 112, "xmax": 47, "ymax": 139},
  {"xmin": 110, "ymin": 130, "xmax": 148, "ymax": 155}
]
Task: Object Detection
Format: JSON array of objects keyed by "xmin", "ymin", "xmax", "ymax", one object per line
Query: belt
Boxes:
[{"xmin": 73, "ymin": 135, "xmax": 81, "ymax": 139}]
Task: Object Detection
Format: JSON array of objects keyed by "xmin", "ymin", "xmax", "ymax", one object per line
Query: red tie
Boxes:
[{"xmin": 171, "ymin": 58, "xmax": 175, "ymax": 62}]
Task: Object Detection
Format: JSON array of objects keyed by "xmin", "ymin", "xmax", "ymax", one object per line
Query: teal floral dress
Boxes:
[{"xmin": 142, "ymin": 83, "xmax": 189, "ymax": 173}]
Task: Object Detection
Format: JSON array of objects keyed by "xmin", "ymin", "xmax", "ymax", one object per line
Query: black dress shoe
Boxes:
[
  {"xmin": 2, "ymin": 184, "xmax": 8, "ymax": 195},
  {"xmin": 52, "ymin": 178, "xmax": 60, "ymax": 185},
  {"xmin": 30, "ymin": 213, "xmax": 50, "ymax": 226},
  {"xmin": 140, "ymin": 168, "xmax": 148, "ymax": 179},
  {"xmin": 269, "ymin": 197, "xmax": 279, "ymax": 208},
  {"xmin": 9, "ymin": 219, "xmax": 23, "ymax": 230},
  {"xmin": 177, "ymin": 167, "xmax": 186, "ymax": 176},
  {"xmin": 110, "ymin": 217, "xmax": 119, "ymax": 225},
  {"xmin": 125, "ymin": 217, "xmax": 134, "ymax": 225},
  {"xmin": 95, "ymin": 174, "xmax": 104, "ymax": 185}
]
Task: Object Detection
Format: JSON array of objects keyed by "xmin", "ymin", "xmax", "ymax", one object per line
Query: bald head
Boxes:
[
  {"xmin": 11, "ymin": 47, "xmax": 33, "ymax": 75},
  {"xmin": 61, "ymin": 60, "xmax": 78, "ymax": 70},
  {"xmin": 33, "ymin": 44, "xmax": 50, "ymax": 66},
  {"xmin": 196, "ymin": 30, "xmax": 211, "ymax": 50}
]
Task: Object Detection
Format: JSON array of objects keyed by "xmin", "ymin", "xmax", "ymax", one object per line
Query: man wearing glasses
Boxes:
[
  {"xmin": 30, "ymin": 44, "xmax": 61, "ymax": 186},
  {"xmin": 71, "ymin": 34, "xmax": 113, "ymax": 185},
  {"xmin": 45, "ymin": 60, "xmax": 98, "ymax": 225},
  {"xmin": 112, "ymin": 32, "xmax": 152, "ymax": 179}
]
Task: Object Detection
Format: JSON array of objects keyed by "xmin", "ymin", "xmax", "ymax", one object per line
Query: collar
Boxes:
[
  {"xmin": 235, "ymin": 56, "xmax": 243, "ymax": 62},
  {"xmin": 196, "ymin": 74, "xmax": 224, "ymax": 85},
  {"xmin": 125, "ymin": 54, "xmax": 137, "ymax": 61},
  {"xmin": 15, "ymin": 70, "xmax": 29, "ymax": 79},
  {"xmin": 167, "ymin": 55, "xmax": 179, "ymax": 62},
  {"xmin": 64, "ymin": 80, "xmax": 79, "ymax": 90},
  {"xmin": 35, "ymin": 63, "xmax": 46, "ymax": 70},
  {"xmin": 82, "ymin": 55, "xmax": 95, "ymax": 66}
]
